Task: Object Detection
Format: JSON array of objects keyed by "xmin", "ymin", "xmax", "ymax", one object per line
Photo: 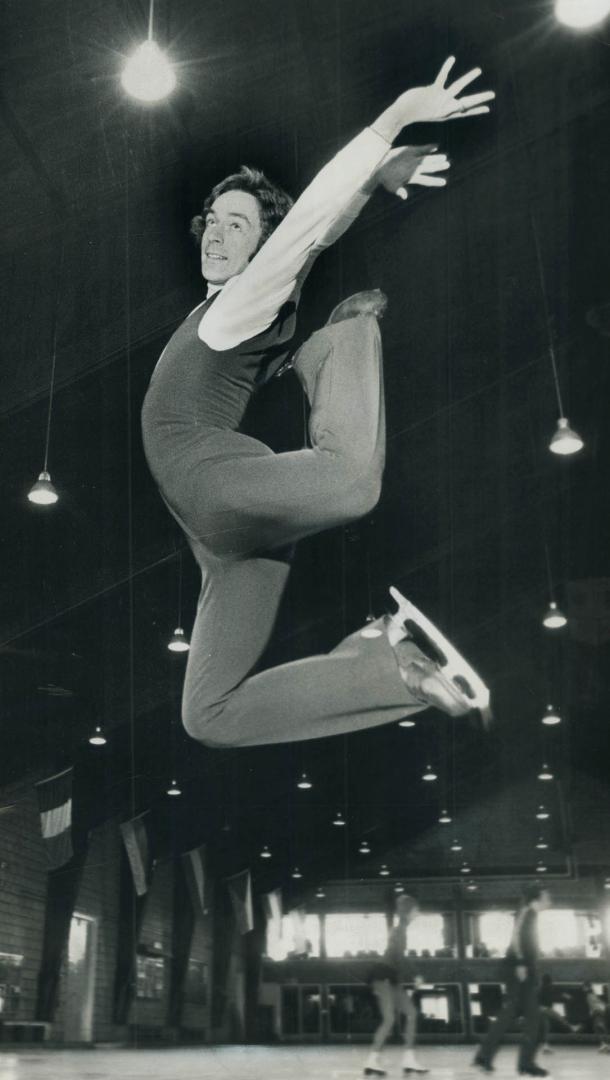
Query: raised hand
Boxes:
[
  {"xmin": 372, "ymin": 57, "xmax": 495, "ymax": 143},
  {"xmin": 374, "ymin": 144, "xmax": 450, "ymax": 200}
]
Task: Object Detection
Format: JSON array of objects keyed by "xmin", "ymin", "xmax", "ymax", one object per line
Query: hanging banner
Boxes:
[
  {"xmin": 35, "ymin": 767, "xmax": 73, "ymax": 869},
  {"xmin": 263, "ymin": 888, "xmax": 282, "ymax": 929},
  {"xmin": 226, "ymin": 869, "xmax": 253, "ymax": 934},
  {"xmin": 182, "ymin": 843, "xmax": 206, "ymax": 917},
  {"xmin": 120, "ymin": 811, "xmax": 152, "ymax": 897}
]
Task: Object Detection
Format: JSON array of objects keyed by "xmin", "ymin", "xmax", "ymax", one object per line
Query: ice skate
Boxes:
[
  {"xmin": 363, "ymin": 1051, "xmax": 387, "ymax": 1076},
  {"xmin": 389, "ymin": 586, "xmax": 491, "ymax": 725},
  {"xmin": 402, "ymin": 1048, "xmax": 429, "ymax": 1074},
  {"xmin": 472, "ymin": 1053, "xmax": 494, "ymax": 1073},
  {"xmin": 327, "ymin": 288, "xmax": 388, "ymax": 324}
]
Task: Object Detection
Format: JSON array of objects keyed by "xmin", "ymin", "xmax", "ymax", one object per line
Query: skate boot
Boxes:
[
  {"xmin": 388, "ymin": 587, "xmax": 491, "ymax": 725},
  {"xmin": 275, "ymin": 290, "xmax": 388, "ymax": 380},
  {"xmin": 327, "ymin": 289, "xmax": 388, "ymax": 325},
  {"xmin": 363, "ymin": 1051, "xmax": 387, "ymax": 1076},
  {"xmin": 402, "ymin": 1048, "xmax": 429, "ymax": 1074},
  {"xmin": 472, "ymin": 1053, "xmax": 494, "ymax": 1073}
]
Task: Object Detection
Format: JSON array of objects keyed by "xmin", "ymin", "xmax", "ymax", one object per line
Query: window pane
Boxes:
[
  {"xmin": 325, "ymin": 913, "xmax": 388, "ymax": 957},
  {"xmin": 403, "ymin": 914, "xmax": 447, "ymax": 956},
  {"xmin": 539, "ymin": 910, "xmax": 578, "ymax": 956},
  {"xmin": 328, "ymin": 985, "xmax": 379, "ymax": 1034},
  {"xmin": 266, "ymin": 912, "xmax": 320, "ymax": 960},
  {"xmin": 477, "ymin": 912, "xmax": 514, "ymax": 957}
]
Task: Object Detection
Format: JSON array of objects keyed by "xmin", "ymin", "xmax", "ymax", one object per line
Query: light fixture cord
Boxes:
[
  {"xmin": 177, "ymin": 548, "xmax": 183, "ymax": 625},
  {"xmin": 507, "ymin": 40, "xmax": 564, "ymax": 418},
  {"xmin": 43, "ymin": 240, "xmax": 65, "ymax": 473},
  {"xmin": 544, "ymin": 543, "xmax": 556, "ymax": 602},
  {"xmin": 529, "ymin": 213, "xmax": 564, "ymax": 416},
  {"xmin": 147, "ymin": 0, "xmax": 155, "ymax": 41}
]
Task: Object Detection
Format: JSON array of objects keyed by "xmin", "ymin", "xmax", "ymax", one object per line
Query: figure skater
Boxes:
[
  {"xmin": 141, "ymin": 58, "xmax": 494, "ymax": 750},
  {"xmin": 364, "ymin": 895, "xmax": 427, "ymax": 1076},
  {"xmin": 538, "ymin": 973, "xmax": 581, "ymax": 1053},
  {"xmin": 473, "ymin": 884, "xmax": 551, "ymax": 1077},
  {"xmin": 583, "ymin": 982, "xmax": 610, "ymax": 1053}
]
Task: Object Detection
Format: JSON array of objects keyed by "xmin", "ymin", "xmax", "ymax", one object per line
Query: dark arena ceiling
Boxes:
[{"xmin": 1, "ymin": 0, "xmax": 609, "ymax": 896}]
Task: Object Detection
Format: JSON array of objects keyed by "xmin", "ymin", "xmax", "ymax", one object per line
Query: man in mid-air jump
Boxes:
[{"xmin": 141, "ymin": 57, "xmax": 494, "ymax": 749}]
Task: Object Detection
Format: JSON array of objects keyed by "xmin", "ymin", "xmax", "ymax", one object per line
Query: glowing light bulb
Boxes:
[
  {"xmin": 460, "ymin": 862, "xmax": 471, "ymax": 874},
  {"xmin": 438, "ymin": 809, "xmax": 452, "ymax": 824},
  {"xmin": 315, "ymin": 886, "xmax": 325, "ymax": 898},
  {"xmin": 398, "ymin": 717, "xmax": 416, "ymax": 728},
  {"xmin": 543, "ymin": 601, "xmax": 567, "ymax": 629},
  {"xmin": 394, "ymin": 882, "xmax": 404, "ymax": 894},
  {"xmin": 536, "ymin": 805, "xmax": 550, "ymax": 821},
  {"xmin": 422, "ymin": 765, "xmax": 437, "ymax": 782},
  {"xmin": 168, "ymin": 627, "xmax": 190, "ymax": 653},
  {"xmin": 361, "ymin": 614, "xmax": 383, "ymax": 638},
  {"xmin": 359, "ymin": 840, "xmax": 371, "ymax": 855},
  {"xmin": 89, "ymin": 726, "xmax": 107, "ymax": 746},
  {"xmin": 333, "ymin": 811, "xmax": 346, "ymax": 826},
  {"xmin": 450, "ymin": 839, "xmax": 462, "ymax": 852},
  {"xmin": 291, "ymin": 867, "xmax": 302, "ymax": 879},
  {"xmin": 542, "ymin": 705, "xmax": 561, "ymax": 726},
  {"xmin": 466, "ymin": 881, "xmax": 478, "ymax": 891},
  {"xmin": 538, "ymin": 764, "xmax": 554, "ymax": 781},
  {"xmin": 297, "ymin": 772, "xmax": 312, "ymax": 789},
  {"xmin": 167, "ymin": 779, "xmax": 181, "ymax": 796},
  {"xmin": 28, "ymin": 470, "xmax": 58, "ymax": 505},
  {"xmin": 121, "ymin": 39, "xmax": 176, "ymax": 102},
  {"xmin": 260, "ymin": 845, "xmax": 272, "ymax": 859},
  {"xmin": 555, "ymin": 0, "xmax": 610, "ymax": 29},
  {"xmin": 549, "ymin": 417, "xmax": 584, "ymax": 456},
  {"xmin": 379, "ymin": 864, "xmax": 390, "ymax": 877},
  {"xmin": 536, "ymin": 862, "xmax": 548, "ymax": 873},
  {"xmin": 536, "ymin": 838, "xmax": 549, "ymax": 850}
]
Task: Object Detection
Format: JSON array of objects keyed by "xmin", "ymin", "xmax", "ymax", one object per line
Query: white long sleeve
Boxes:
[{"xmin": 198, "ymin": 126, "xmax": 391, "ymax": 351}]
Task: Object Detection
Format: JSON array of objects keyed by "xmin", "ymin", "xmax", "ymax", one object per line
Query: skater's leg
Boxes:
[
  {"xmin": 476, "ymin": 976, "xmax": 520, "ymax": 1067},
  {"xmin": 403, "ymin": 991, "xmax": 417, "ymax": 1049},
  {"xmin": 364, "ymin": 981, "xmax": 395, "ymax": 1075},
  {"xmin": 518, "ymin": 979, "xmax": 544, "ymax": 1071},
  {"xmin": 400, "ymin": 989, "xmax": 428, "ymax": 1073},
  {"xmin": 183, "ymin": 600, "xmax": 425, "ymax": 748},
  {"xmin": 165, "ymin": 314, "xmax": 386, "ymax": 558},
  {"xmin": 182, "ymin": 543, "xmax": 292, "ymax": 743}
]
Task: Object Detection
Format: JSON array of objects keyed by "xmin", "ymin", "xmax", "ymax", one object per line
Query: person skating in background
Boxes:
[
  {"xmin": 538, "ymin": 973, "xmax": 581, "ymax": 1053},
  {"xmin": 583, "ymin": 982, "xmax": 610, "ymax": 1053},
  {"xmin": 364, "ymin": 895, "xmax": 428, "ymax": 1077},
  {"xmin": 473, "ymin": 884, "xmax": 551, "ymax": 1077}
]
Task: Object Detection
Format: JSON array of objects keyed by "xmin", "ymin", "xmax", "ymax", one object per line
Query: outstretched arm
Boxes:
[{"xmin": 200, "ymin": 58, "xmax": 494, "ymax": 351}]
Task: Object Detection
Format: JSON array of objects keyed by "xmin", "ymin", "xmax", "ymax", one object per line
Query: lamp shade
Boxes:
[
  {"xmin": 28, "ymin": 470, "xmax": 58, "ymax": 505},
  {"xmin": 549, "ymin": 417, "xmax": 583, "ymax": 456}
]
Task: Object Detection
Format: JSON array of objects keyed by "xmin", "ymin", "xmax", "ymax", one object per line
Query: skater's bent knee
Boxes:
[
  {"xmin": 182, "ymin": 701, "xmax": 239, "ymax": 749},
  {"xmin": 336, "ymin": 470, "xmax": 382, "ymax": 521}
]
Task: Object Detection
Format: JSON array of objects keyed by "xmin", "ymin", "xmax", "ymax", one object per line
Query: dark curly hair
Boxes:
[{"xmin": 190, "ymin": 166, "xmax": 293, "ymax": 251}]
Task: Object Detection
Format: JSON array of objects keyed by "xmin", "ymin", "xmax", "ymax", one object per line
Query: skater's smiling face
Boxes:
[{"xmin": 200, "ymin": 190, "xmax": 263, "ymax": 284}]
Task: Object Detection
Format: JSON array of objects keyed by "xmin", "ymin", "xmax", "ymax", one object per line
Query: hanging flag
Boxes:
[
  {"xmin": 226, "ymin": 869, "xmax": 253, "ymax": 934},
  {"xmin": 35, "ymin": 767, "xmax": 73, "ymax": 869},
  {"xmin": 120, "ymin": 812, "xmax": 152, "ymax": 897},
  {"xmin": 182, "ymin": 844, "xmax": 206, "ymax": 917},
  {"xmin": 263, "ymin": 888, "xmax": 282, "ymax": 930}
]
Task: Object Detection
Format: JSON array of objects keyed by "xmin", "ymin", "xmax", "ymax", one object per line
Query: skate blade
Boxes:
[{"xmin": 389, "ymin": 586, "xmax": 491, "ymax": 723}]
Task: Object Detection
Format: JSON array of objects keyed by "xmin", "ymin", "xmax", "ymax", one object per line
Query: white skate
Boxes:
[
  {"xmin": 389, "ymin": 586, "xmax": 491, "ymax": 726},
  {"xmin": 363, "ymin": 1051, "xmax": 387, "ymax": 1076}
]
